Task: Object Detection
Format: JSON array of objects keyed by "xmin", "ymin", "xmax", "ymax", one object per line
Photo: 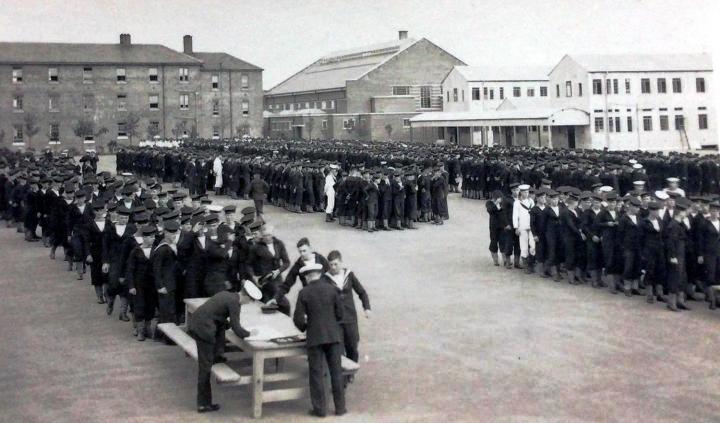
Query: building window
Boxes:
[
  {"xmin": 48, "ymin": 67, "xmax": 58, "ymax": 83},
  {"xmin": 565, "ymin": 81, "xmax": 572, "ymax": 97},
  {"xmin": 242, "ymin": 99, "xmax": 249, "ymax": 116},
  {"xmin": 446, "ymin": 91, "xmax": 450, "ymax": 102},
  {"xmin": 212, "ymin": 100, "xmax": 220, "ymax": 116},
  {"xmin": 83, "ymin": 67, "xmax": 93, "ymax": 83},
  {"xmin": 659, "ymin": 115, "xmax": 669, "ymax": 131},
  {"xmin": 627, "ymin": 116, "xmax": 633, "ymax": 132},
  {"xmin": 83, "ymin": 94, "xmax": 94, "ymax": 112},
  {"xmin": 500, "ymin": 87, "xmax": 505, "ymax": 99},
  {"xmin": 241, "ymin": 73, "xmax": 249, "ymax": 89},
  {"xmin": 577, "ymin": 83, "xmax": 582, "ymax": 97},
  {"xmin": 483, "ymin": 87, "xmax": 488, "ymax": 99},
  {"xmin": 116, "ymin": 68, "xmax": 126, "ymax": 83},
  {"xmin": 149, "ymin": 94, "xmax": 159, "ymax": 110},
  {"xmin": 540, "ymin": 86, "xmax": 547, "ymax": 97},
  {"xmin": 13, "ymin": 95, "xmax": 23, "ymax": 111},
  {"xmin": 48, "ymin": 94, "xmax": 59, "ymax": 112},
  {"xmin": 179, "ymin": 94, "xmax": 189, "ymax": 110},
  {"xmin": 179, "ymin": 68, "xmax": 189, "ymax": 82},
  {"xmin": 461, "ymin": 90, "xmax": 465, "ymax": 101},
  {"xmin": 322, "ymin": 120, "xmax": 328, "ymax": 129},
  {"xmin": 49, "ymin": 123, "xmax": 60, "ymax": 142},
  {"xmin": 657, "ymin": 78, "xmax": 667, "ymax": 94},
  {"xmin": 117, "ymin": 122, "xmax": 128, "ymax": 138},
  {"xmin": 420, "ymin": 86, "xmax": 432, "ymax": 108},
  {"xmin": 393, "ymin": 86, "xmax": 410, "ymax": 96},
  {"xmin": 699, "ymin": 114, "xmax": 708, "ymax": 129},
  {"xmin": 304, "ymin": 102, "xmax": 310, "ymax": 109},
  {"xmin": 594, "ymin": 117, "xmax": 604, "ymax": 132},
  {"xmin": 527, "ymin": 88, "xmax": 535, "ymax": 97},
  {"xmin": 471, "ymin": 87, "xmax": 480, "ymax": 100},
  {"xmin": 625, "ymin": 79, "xmax": 631, "ymax": 94},
  {"xmin": 149, "ymin": 67, "xmax": 158, "ymax": 82},
  {"xmin": 117, "ymin": 94, "xmax": 127, "ymax": 111},
  {"xmin": 212, "ymin": 126, "xmax": 220, "ymax": 139},
  {"xmin": 615, "ymin": 117, "xmax": 621, "ymax": 132},
  {"xmin": 608, "ymin": 116, "xmax": 614, "ymax": 132},
  {"xmin": 675, "ymin": 115, "xmax": 684, "ymax": 130},
  {"xmin": 211, "ymin": 74, "xmax": 219, "ymax": 90},
  {"xmin": 513, "ymin": 87, "xmax": 521, "ymax": 97},
  {"xmin": 643, "ymin": 116, "xmax": 653, "ymax": 131},
  {"xmin": 453, "ymin": 88, "xmax": 458, "ymax": 102},
  {"xmin": 612, "ymin": 79, "xmax": 618, "ymax": 94},
  {"xmin": 641, "ymin": 78, "xmax": 651, "ymax": 94},
  {"xmin": 402, "ymin": 118, "xmax": 411, "ymax": 128},
  {"xmin": 13, "ymin": 125, "xmax": 23, "ymax": 143},
  {"xmin": 12, "ymin": 67, "xmax": 23, "ymax": 83},
  {"xmin": 672, "ymin": 78, "xmax": 682, "ymax": 93},
  {"xmin": 555, "ymin": 85, "xmax": 559, "ymax": 97},
  {"xmin": 592, "ymin": 79, "xmax": 602, "ymax": 95},
  {"xmin": 696, "ymin": 77, "xmax": 706, "ymax": 93},
  {"xmin": 489, "ymin": 89, "xmax": 494, "ymax": 100},
  {"xmin": 343, "ymin": 119, "xmax": 355, "ymax": 129}
]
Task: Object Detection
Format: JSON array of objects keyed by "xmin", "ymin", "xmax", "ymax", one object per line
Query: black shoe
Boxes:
[
  {"xmin": 197, "ymin": 404, "xmax": 220, "ymax": 413},
  {"xmin": 335, "ymin": 408, "xmax": 347, "ymax": 416},
  {"xmin": 213, "ymin": 356, "xmax": 228, "ymax": 364},
  {"xmin": 308, "ymin": 408, "xmax": 326, "ymax": 418},
  {"xmin": 106, "ymin": 304, "xmax": 114, "ymax": 316},
  {"xmin": 119, "ymin": 313, "xmax": 130, "ymax": 322}
]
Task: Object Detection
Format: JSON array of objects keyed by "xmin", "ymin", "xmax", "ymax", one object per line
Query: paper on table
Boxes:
[{"xmin": 244, "ymin": 326, "xmax": 286, "ymax": 341}]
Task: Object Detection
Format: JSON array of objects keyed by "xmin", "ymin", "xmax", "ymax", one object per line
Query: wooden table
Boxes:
[{"xmin": 184, "ymin": 298, "xmax": 308, "ymax": 418}]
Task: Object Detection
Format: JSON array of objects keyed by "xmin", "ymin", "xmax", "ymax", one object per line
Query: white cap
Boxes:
[
  {"xmin": 242, "ymin": 280, "xmax": 262, "ymax": 301},
  {"xmin": 666, "ymin": 177, "xmax": 680, "ymax": 183},
  {"xmin": 633, "ymin": 180, "xmax": 646, "ymax": 186},
  {"xmin": 599, "ymin": 186, "xmax": 613, "ymax": 193},
  {"xmin": 629, "ymin": 159, "xmax": 638, "ymax": 164},
  {"xmin": 299, "ymin": 263, "xmax": 324, "ymax": 274},
  {"xmin": 519, "ymin": 184, "xmax": 530, "ymax": 191},
  {"xmin": 207, "ymin": 205, "xmax": 224, "ymax": 213},
  {"xmin": 632, "ymin": 163, "xmax": 643, "ymax": 169},
  {"xmin": 654, "ymin": 190, "xmax": 669, "ymax": 200}
]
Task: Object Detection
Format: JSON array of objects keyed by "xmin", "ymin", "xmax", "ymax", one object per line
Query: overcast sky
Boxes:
[{"xmin": 0, "ymin": 0, "xmax": 717, "ymax": 90}]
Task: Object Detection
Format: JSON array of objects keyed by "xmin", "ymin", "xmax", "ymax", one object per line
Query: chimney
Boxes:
[
  {"xmin": 398, "ymin": 30, "xmax": 408, "ymax": 40},
  {"xmin": 119, "ymin": 33, "xmax": 131, "ymax": 46},
  {"xmin": 183, "ymin": 35, "xmax": 193, "ymax": 54}
]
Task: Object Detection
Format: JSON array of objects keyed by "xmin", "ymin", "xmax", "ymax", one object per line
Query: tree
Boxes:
[
  {"xmin": 24, "ymin": 113, "xmax": 40, "ymax": 149},
  {"xmin": 171, "ymin": 121, "xmax": 187, "ymax": 138},
  {"xmin": 147, "ymin": 122, "xmax": 160, "ymax": 140},
  {"xmin": 236, "ymin": 122, "xmax": 251, "ymax": 137},
  {"xmin": 125, "ymin": 112, "xmax": 140, "ymax": 146},
  {"xmin": 73, "ymin": 118, "xmax": 96, "ymax": 142},
  {"xmin": 385, "ymin": 123, "xmax": 393, "ymax": 140}
]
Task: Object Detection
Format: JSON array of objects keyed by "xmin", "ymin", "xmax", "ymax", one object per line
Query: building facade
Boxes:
[
  {"xmin": 264, "ymin": 31, "xmax": 465, "ymax": 142},
  {"xmin": 412, "ymin": 53, "xmax": 716, "ymax": 151},
  {"xmin": 0, "ymin": 34, "xmax": 263, "ymax": 152}
]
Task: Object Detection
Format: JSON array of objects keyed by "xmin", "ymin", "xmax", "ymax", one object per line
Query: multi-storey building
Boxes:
[
  {"xmin": 412, "ymin": 53, "xmax": 716, "ymax": 150},
  {"xmin": 0, "ymin": 34, "xmax": 263, "ymax": 151},
  {"xmin": 264, "ymin": 31, "xmax": 465, "ymax": 141}
]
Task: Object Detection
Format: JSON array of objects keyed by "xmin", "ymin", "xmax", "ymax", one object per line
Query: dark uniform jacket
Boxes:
[
  {"xmin": 188, "ymin": 291, "xmax": 250, "ymax": 344},
  {"xmin": 276, "ymin": 253, "xmax": 330, "ymax": 299},
  {"xmin": 293, "ymin": 278, "xmax": 344, "ymax": 347},
  {"xmin": 322, "ymin": 271, "xmax": 370, "ymax": 324}
]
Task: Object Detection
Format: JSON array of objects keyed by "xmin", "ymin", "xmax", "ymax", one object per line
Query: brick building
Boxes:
[
  {"xmin": 264, "ymin": 31, "xmax": 465, "ymax": 141},
  {"xmin": 0, "ymin": 34, "xmax": 262, "ymax": 152}
]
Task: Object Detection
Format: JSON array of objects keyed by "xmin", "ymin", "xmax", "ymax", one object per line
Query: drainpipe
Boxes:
[
  {"xmin": 161, "ymin": 65, "xmax": 166, "ymax": 137},
  {"xmin": 603, "ymin": 72, "xmax": 609, "ymax": 149}
]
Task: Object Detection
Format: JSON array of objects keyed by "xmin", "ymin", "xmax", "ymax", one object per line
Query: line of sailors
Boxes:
[
  {"xmin": 487, "ymin": 176, "xmax": 720, "ymax": 311},
  {"xmin": 117, "ymin": 147, "xmax": 452, "ymax": 231},
  {"xmin": 0, "ymin": 159, "xmax": 372, "ymax": 353}
]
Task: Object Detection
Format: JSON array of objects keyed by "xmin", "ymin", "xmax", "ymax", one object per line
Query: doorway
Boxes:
[
  {"xmin": 503, "ymin": 127, "xmax": 514, "ymax": 147},
  {"xmin": 567, "ymin": 127, "xmax": 576, "ymax": 149},
  {"xmin": 293, "ymin": 126, "xmax": 303, "ymax": 140}
]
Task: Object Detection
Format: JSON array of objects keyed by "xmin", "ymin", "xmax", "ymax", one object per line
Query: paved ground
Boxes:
[{"xmin": 2, "ymin": 155, "xmax": 720, "ymax": 423}]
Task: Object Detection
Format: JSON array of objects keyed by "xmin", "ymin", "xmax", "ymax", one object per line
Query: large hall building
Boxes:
[
  {"xmin": 263, "ymin": 31, "xmax": 465, "ymax": 141},
  {"xmin": 0, "ymin": 34, "xmax": 263, "ymax": 152}
]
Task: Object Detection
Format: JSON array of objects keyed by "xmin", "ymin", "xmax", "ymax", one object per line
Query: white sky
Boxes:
[{"xmin": 0, "ymin": 0, "xmax": 717, "ymax": 90}]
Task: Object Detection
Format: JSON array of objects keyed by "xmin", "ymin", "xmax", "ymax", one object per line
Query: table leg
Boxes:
[{"xmin": 252, "ymin": 351, "xmax": 265, "ymax": 418}]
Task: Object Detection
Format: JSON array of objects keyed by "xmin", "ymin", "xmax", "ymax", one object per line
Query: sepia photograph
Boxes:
[{"xmin": 0, "ymin": 0, "xmax": 719, "ymax": 421}]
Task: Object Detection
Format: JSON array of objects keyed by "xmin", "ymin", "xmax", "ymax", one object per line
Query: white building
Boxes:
[
  {"xmin": 411, "ymin": 53, "xmax": 716, "ymax": 151},
  {"xmin": 548, "ymin": 53, "xmax": 715, "ymax": 150}
]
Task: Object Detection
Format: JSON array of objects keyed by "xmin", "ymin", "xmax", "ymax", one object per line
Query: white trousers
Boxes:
[
  {"xmin": 325, "ymin": 191, "xmax": 335, "ymax": 214},
  {"xmin": 519, "ymin": 229, "xmax": 535, "ymax": 258}
]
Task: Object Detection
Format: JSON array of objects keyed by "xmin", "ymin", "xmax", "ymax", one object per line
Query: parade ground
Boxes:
[{"xmin": 2, "ymin": 155, "xmax": 720, "ymax": 423}]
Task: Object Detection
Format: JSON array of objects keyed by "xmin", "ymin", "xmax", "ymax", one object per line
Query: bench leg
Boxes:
[{"xmin": 252, "ymin": 351, "xmax": 265, "ymax": 418}]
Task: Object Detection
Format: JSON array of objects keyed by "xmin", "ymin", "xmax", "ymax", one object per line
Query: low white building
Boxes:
[{"xmin": 411, "ymin": 53, "xmax": 716, "ymax": 151}]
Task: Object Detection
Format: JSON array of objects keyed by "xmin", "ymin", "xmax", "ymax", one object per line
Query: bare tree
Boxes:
[
  {"xmin": 24, "ymin": 113, "xmax": 40, "ymax": 149},
  {"xmin": 171, "ymin": 121, "xmax": 187, "ymax": 138},
  {"xmin": 125, "ymin": 112, "xmax": 140, "ymax": 146},
  {"xmin": 147, "ymin": 122, "xmax": 160, "ymax": 140},
  {"xmin": 385, "ymin": 123, "xmax": 393, "ymax": 140},
  {"xmin": 73, "ymin": 118, "xmax": 95, "ymax": 142}
]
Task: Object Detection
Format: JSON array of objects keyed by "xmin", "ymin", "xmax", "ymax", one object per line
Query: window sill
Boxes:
[
  {"xmin": 49, "ymin": 110, "xmax": 59, "ymax": 113},
  {"xmin": 117, "ymin": 81, "xmax": 127, "ymax": 84},
  {"xmin": 117, "ymin": 136, "xmax": 128, "ymax": 140},
  {"xmin": 149, "ymin": 81, "xmax": 159, "ymax": 84},
  {"xmin": 49, "ymin": 81, "xmax": 59, "ymax": 84},
  {"xmin": 12, "ymin": 142, "xmax": 25, "ymax": 145},
  {"xmin": 49, "ymin": 141, "xmax": 61, "ymax": 145},
  {"xmin": 13, "ymin": 110, "xmax": 24, "ymax": 113},
  {"xmin": 83, "ymin": 140, "xmax": 96, "ymax": 144},
  {"xmin": 149, "ymin": 108, "xmax": 159, "ymax": 111},
  {"xmin": 83, "ymin": 81, "xmax": 94, "ymax": 84}
]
